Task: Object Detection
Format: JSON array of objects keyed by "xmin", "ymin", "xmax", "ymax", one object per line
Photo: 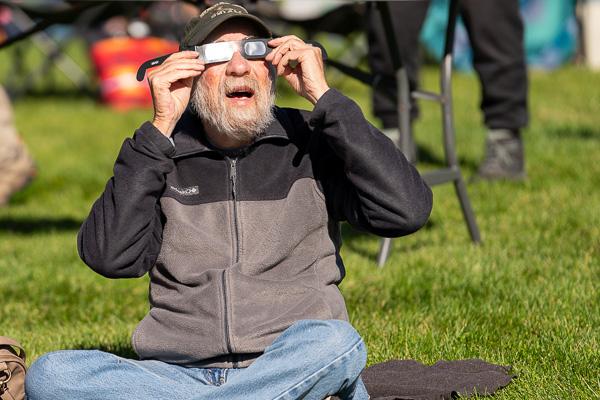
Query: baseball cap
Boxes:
[{"xmin": 180, "ymin": 2, "xmax": 272, "ymax": 50}]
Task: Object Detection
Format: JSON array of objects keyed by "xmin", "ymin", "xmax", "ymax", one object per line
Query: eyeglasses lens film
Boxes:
[
  {"xmin": 244, "ymin": 40, "xmax": 267, "ymax": 57},
  {"xmin": 202, "ymin": 41, "xmax": 236, "ymax": 63}
]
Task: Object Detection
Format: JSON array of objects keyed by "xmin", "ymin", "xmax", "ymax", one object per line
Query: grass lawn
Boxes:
[{"xmin": 1, "ymin": 52, "xmax": 598, "ymax": 398}]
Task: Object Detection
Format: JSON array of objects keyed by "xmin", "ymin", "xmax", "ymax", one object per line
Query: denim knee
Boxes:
[
  {"xmin": 278, "ymin": 320, "xmax": 367, "ymax": 398},
  {"xmin": 290, "ymin": 319, "xmax": 366, "ymax": 365},
  {"xmin": 26, "ymin": 350, "xmax": 101, "ymax": 399},
  {"xmin": 297, "ymin": 319, "xmax": 361, "ymax": 344},
  {"xmin": 26, "ymin": 351, "xmax": 64, "ymax": 399},
  {"xmin": 322, "ymin": 320, "xmax": 366, "ymax": 368}
]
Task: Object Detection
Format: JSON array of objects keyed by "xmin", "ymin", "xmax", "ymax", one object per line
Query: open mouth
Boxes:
[{"xmin": 226, "ymin": 85, "xmax": 255, "ymax": 99}]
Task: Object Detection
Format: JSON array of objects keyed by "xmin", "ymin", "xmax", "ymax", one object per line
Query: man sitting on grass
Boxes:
[{"xmin": 25, "ymin": 3, "xmax": 432, "ymax": 399}]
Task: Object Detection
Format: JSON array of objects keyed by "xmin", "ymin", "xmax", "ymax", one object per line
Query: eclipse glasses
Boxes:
[{"xmin": 136, "ymin": 38, "xmax": 327, "ymax": 82}]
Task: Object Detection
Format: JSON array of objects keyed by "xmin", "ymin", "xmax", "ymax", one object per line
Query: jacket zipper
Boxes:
[
  {"xmin": 230, "ymin": 158, "xmax": 240, "ymax": 263},
  {"xmin": 221, "ymin": 270, "xmax": 233, "ymax": 356},
  {"xmin": 222, "ymin": 158, "xmax": 239, "ymax": 363}
]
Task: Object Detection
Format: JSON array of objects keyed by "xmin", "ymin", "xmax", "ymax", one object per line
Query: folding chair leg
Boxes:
[
  {"xmin": 453, "ymin": 177, "xmax": 481, "ymax": 243},
  {"xmin": 377, "ymin": 63, "xmax": 412, "ymax": 268},
  {"xmin": 377, "ymin": 238, "xmax": 393, "ymax": 267},
  {"xmin": 440, "ymin": 51, "xmax": 481, "ymax": 245}
]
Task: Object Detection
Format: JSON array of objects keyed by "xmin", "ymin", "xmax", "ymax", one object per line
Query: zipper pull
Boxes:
[{"xmin": 230, "ymin": 159, "xmax": 237, "ymax": 196}]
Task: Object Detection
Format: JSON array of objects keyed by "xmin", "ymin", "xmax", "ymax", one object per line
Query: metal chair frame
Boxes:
[{"xmin": 376, "ymin": 0, "xmax": 481, "ymax": 267}]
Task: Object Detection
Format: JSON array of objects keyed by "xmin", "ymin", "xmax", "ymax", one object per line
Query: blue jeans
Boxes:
[{"xmin": 26, "ymin": 320, "xmax": 369, "ymax": 400}]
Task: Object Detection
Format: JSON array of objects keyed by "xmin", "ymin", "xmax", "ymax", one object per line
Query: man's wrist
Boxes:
[
  {"xmin": 308, "ymin": 86, "xmax": 331, "ymax": 106},
  {"xmin": 151, "ymin": 119, "xmax": 175, "ymax": 137}
]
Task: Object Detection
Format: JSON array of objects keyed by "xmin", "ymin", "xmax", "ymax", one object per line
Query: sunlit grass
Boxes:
[{"xmin": 1, "ymin": 41, "xmax": 598, "ymax": 399}]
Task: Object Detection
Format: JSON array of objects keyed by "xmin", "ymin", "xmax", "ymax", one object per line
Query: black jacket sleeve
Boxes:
[
  {"xmin": 77, "ymin": 122, "xmax": 176, "ymax": 278},
  {"xmin": 310, "ymin": 89, "xmax": 433, "ymax": 237}
]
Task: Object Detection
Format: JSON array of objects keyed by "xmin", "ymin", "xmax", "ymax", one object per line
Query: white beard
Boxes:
[{"xmin": 190, "ymin": 75, "xmax": 275, "ymax": 144}]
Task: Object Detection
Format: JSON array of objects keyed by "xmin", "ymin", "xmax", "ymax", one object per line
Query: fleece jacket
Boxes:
[{"xmin": 78, "ymin": 89, "xmax": 433, "ymax": 368}]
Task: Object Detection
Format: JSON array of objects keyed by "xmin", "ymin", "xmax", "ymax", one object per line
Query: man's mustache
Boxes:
[{"xmin": 221, "ymin": 78, "xmax": 259, "ymax": 95}]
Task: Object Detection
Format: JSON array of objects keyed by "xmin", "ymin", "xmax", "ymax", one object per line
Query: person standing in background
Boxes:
[{"xmin": 367, "ymin": 0, "xmax": 528, "ymax": 180}]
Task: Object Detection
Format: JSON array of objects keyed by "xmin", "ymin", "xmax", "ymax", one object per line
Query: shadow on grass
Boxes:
[
  {"xmin": 341, "ymin": 219, "xmax": 436, "ymax": 260},
  {"xmin": 0, "ymin": 216, "xmax": 82, "ymax": 233},
  {"xmin": 72, "ymin": 343, "xmax": 138, "ymax": 359},
  {"xmin": 415, "ymin": 143, "xmax": 479, "ymax": 171},
  {"xmin": 546, "ymin": 125, "xmax": 600, "ymax": 141},
  {"xmin": 8, "ymin": 87, "xmax": 98, "ymax": 102}
]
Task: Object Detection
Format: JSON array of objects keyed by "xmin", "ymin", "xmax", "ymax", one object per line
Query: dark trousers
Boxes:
[{"xmin": 367, "ymin": 0, "xmax": 529, "ymax": 131}]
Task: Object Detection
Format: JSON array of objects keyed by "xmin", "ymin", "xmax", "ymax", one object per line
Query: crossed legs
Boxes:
[{"xmin": 26, "ymin": 320, "xmax": 368, "ymax": 400}]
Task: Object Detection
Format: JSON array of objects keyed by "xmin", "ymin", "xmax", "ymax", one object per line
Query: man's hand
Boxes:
[
  {"xmin": 148, "ymin": 51, "xmax": 205, "ymax": 137},
  {"xmin": 266, "ymin": 36, "xmax": 330, "ymax": 105}
]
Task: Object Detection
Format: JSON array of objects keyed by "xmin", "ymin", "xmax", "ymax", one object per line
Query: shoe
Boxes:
[
  {"xmin": 0, "ymin": 139, "xmax": 36, "ymax": 206},
  {"xmin": 475, "ymin": 129, "xmax": 525, "ymax": 181}
]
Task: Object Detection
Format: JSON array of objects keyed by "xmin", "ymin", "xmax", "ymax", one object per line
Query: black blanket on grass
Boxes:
[{"xmin": 360, "ymin": 359, "xmax": 515, "ymax": 400}]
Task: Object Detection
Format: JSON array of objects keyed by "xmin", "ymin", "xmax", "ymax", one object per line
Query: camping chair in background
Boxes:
[
  {"xmin": 373, "ymin": 0, "xmax": 480, "ymax": 266},
  {"xmin": 0, "ymin": 1, "xmax": 191, "ymax": 109},
  {"xmin": 0, "ymin": 1, "xmax": 173, "ymax": 101},
  {"xmin": 220, "ymin": 0, "xmax": 482, "ymax": 267},
  {"xmin": 0, "ymin": 1, "xmax": 104, "ymax": 98}
]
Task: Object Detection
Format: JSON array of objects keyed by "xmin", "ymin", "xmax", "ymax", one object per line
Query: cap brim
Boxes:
[{"xmin": 182, "ymin": 14, "xmax": 271, "ymax": 49}]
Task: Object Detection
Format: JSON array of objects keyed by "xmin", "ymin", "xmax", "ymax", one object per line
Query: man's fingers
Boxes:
[
  {"xmin": 277, "ymin": 50, "xmax": 303, "ymax": 75},
  {"xmin": 151, "ymin": 60, "xmax": 205, "ymax": 76},
  {"xmin": 272, "ymin": 40, "xmax": 306, "ymax": 60},
  {"xmin": 149, "ymin": 67, "xmax": 204, "ymax": 87},
  {"xmin": 266, "ymin": 37, "xmax": 309, "ymax": 66},
  {"xmin": 154, "ymin": 51, "xmax": 201, "ymax": 71},
  {"xmin": 147, "ymin": 51, "xmax": 203, "ymax": 83},
  {"xmin": 268, "ymin": 35, "xmax": 303, "ymax": 46},
  {"xmin": 148, "ymin": 59, "xmax": 204, "ymax": 79},
  {"xmin": 158, "ymin": 56, "xmax": 203, "ymax": 73},
  {"xmin": 165, "ymin": 50, "xmax": 200, "ymax": 61},
  {"xmin": 276, "ymin": 47, "xmax": 325, "ymax": 75}
]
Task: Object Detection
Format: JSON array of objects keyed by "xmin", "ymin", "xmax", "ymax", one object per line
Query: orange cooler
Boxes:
[{"xmin": 90, "ymin": 37, "xmax": 178, "ymax": 110}]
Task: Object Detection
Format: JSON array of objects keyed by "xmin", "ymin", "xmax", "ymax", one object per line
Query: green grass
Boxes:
[{"xmin": 1, "ymin": 46, "xmax": 599, "ymax": 398}]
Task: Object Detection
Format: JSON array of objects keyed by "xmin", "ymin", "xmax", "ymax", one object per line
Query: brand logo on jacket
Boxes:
[{"xmin": 169, "ymin": 185, "xmax": 199, "ymax": 196}]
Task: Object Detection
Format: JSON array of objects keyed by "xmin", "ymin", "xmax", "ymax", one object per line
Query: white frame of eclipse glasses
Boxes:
[{"xmin": 136, "ymin": 38, "xmax": 327, "ymax": 82}]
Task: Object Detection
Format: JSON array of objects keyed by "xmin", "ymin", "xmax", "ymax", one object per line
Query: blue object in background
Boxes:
[{"xmin": 420, "ymin": 0, "xmax": 578, "ymax": 70}]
